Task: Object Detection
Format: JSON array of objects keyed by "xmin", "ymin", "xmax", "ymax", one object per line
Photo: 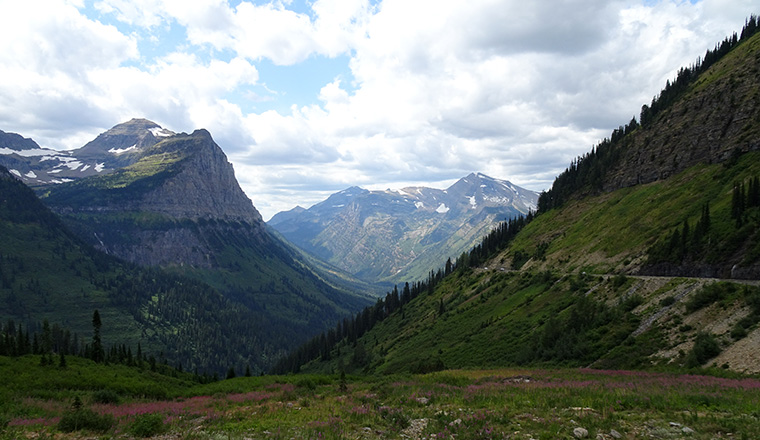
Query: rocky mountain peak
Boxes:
[
  {"xmin": 269, "ymin": 173, "xmax": 539, "ymax": 283},
  {"xmin": 0, "ymin": 129, "xmax": 41, "ymax": 151},
  {"xmin": 141, "ymin": 129, "xmax": 263, "ymax": 224},
  {"xmin": 73, "ymin": 118, "xmax": 175, "ymax": 162}
]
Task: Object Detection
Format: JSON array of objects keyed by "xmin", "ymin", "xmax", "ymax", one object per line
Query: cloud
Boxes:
[{"xmin": 0, "ymin": 0, "xmax": 756, "ymax": 220}]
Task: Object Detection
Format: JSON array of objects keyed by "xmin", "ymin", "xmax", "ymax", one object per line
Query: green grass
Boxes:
[
  {"xmin": 2, "ymin": 360, "xmax": 759, "ymax": 439},
  {"xmin": 509, "ymin": 151, "xmax": 760, "ymax": 273}
]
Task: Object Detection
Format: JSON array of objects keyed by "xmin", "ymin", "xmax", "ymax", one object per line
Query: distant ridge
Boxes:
[{"xmin": 269, "ymin": 172, "xmax": 538, "ymax": 284}]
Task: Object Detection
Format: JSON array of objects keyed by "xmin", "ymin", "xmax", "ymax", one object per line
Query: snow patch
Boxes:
[
  {"xmin": 109, "ymin": 145, "xmax": 137, "ymax": 155},
  {"xmin": 9, "ymin": 169, "xmax": 21, "ymax": 177},
  {"xmin": 414, "ymin": 201, "xmax": 424, "ymax": 209},
  {"xmin": 24, "ymin": 170, "xmax": 37, "ymax": 178},
  {"xmin": 47, "ymin": 168, "xmax": 63, "ymax": 174},
  {"xmin": 50, "ymin": 178, "xmax": 74, "ymax": 184},
  {"xmin": 0, "ymin": 148, "xmax": 60, "ymax": 157},
  {"xmin": 332, "ymin": 204, "xmax": 345, "ymax": 208},
  {"xmin": 484, "ymin": 196, "xmax": 511, "ymax": 204},
  {"xmin": 436, "ymin": 203, "xmax": 450, "ymax": 214},
  {"xmin": 468, "ymin": 196, "xmax": 477, "ymax": 208},
  {"xmin": 80, "ymin": 164, "xmax": 90, "ymax": 172},
  {"xmin": 149, "ymin": 127, "xmax": 174, "ymax": 137},
  {"xmin": 95, "ymin": 163, "xmax": 105, "ymax": 172},
  {"xmin": 480, "ymin": 184, "xmax": 487, "ymax": 188},
  {"xmin": 62, "ymin": 160, "xmax": 83, "ymax": 170}
]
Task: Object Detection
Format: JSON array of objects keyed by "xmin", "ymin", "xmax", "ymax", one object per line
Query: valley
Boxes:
[{"xmin": 1, "ymin": 11, "xmax": 760, "ymax": 440}]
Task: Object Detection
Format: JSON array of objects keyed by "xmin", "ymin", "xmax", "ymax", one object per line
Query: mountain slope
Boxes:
[
  {"xmin": 269, "ymin": 173, "xmax": 538, "ymax": 284},
  {"xmin": 278, "ymin": 21, "xmax": 760, "ymax": 376},
  {"xmin": 34, "ymin": 122, "xmax": 374, "ymax": 371},
  {"xmin": 0, "ymin": 165, "xmax": 276, "ymax": 375}
]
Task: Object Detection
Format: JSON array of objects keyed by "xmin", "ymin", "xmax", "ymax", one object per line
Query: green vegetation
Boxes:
[
  {"xmin": 537, "ymin": 16, "xmax": 760, "ymax": 214},
  {"xmin": 2, "ymin": 360, "xmax": 759, "ymax": 439},
  {"xmin": 2, "ymin": 166, "xmax": 367, "ymax": 376},
  {"xmin": 2, "ymin": 15, "xmax": 760, "ymax": 440}
]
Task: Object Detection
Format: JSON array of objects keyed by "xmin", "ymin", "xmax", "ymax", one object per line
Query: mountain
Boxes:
[
  {"xmin": 73, "ymin": 118, "xmax": 175, "ymax": 168},
  {"xmin": 276, "ymin": 20, "xmax": 760, "ymax": 376},
  {"xmin": 0, "ymin": 164, "xmax": 276, "ymax": 375},
  {"xmin": 0, "ymin": 119, "xmax": 176, "ymax": 186},
  {"xmin": 269, "ymin": 173, "xmax": 538, "ymax": 284},
  {"xmin": 14, "ymin": 121, "xmax": 374, "ymax": 372}
]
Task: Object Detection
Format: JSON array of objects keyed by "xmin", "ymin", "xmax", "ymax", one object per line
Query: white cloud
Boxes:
[{"xmin": 0, "ymin": 0, "xmax": 756, "ymax": 220}]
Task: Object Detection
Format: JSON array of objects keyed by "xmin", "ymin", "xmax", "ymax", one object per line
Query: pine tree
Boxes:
[
  {"xmin": 91, "ymin": 310, "xmax": 104, "ymax": 363},
  {"xmin": 732, "ymin": 182, "xmax": 746, "ymax": 224}
]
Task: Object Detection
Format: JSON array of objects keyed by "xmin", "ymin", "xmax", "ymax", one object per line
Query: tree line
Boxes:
[
  {"xmin": 537, "ymin": 14, "xmax": 759, "ymax": 214},
  {"xmin": 270, "ymin": 213, "xmax": 532, "ymax": 374},
  {"xmin": 0, "ymin": 310, "xmax": 220, "ymax": 382},
  {"xmin": 647, "ymin": 173, "xmax": 760, "ymax": 268}
]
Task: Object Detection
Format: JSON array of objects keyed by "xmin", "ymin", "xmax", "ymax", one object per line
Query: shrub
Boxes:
[
  {"xmin": 685, "ymin": 283, "xmax": 736, "ymax": 313},
  {"xmin": 92, "ymin": 389, "xmax": 120, "ymax": 405},
  {"xmin": 127, "ymin": 413, "xmax": 166, "ymax": 438},
  {"xmin": 58, "ymin": 408, "xmax": 114, "ymax": 433},
  {"xmin": 686, "ymin": 332, "xmax": 722, "ymax": 368},
  {"xmin": 612, "ymin": 274, "xmax": 629, "ymax": 289},
  {"xmin": 620, "ymin": 294, "xmax": 644, "ymax": 312}
]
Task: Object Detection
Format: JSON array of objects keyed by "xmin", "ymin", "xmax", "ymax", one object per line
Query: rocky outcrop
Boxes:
[
  {"xmin": 44, "ymin": 125, "xmax": 263, "ymax": 267},
  {"xmin": 603, "ymin": 39, "xmax": 760, "ymax": 192},
  {"xmin": 137, "ymin": 130, "xmax": 262, "ymax": 223}
]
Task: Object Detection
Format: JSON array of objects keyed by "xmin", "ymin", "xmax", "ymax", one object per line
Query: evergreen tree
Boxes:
[
  {"xmin": 732, "ymin": 182, "xmax": 746, "ymax": 224},
  {"xmin": 91, "ymin": 310, "xmax": 104, "ymax": 363}
]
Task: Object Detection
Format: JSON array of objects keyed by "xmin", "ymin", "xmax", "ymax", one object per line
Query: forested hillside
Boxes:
[
  {"xmin": 276, "ymin": 17, "xmax": 760, "ymax": 376},
  {"xmin": 32, "ymin": 124, "xmax": 374, "ymax": 373},
  {"xmin": 2, "ymin": 165, "xmax": 303, "ymax": 375}
]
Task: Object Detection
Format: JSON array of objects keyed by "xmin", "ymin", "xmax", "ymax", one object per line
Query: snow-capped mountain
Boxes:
[
  {"xmin": 269, "ymin": 173, "xmax": 539, "ymax": 284},
  {"xmin": 0, "ymin": 119, "xmax": 173, "ymax": 186}
]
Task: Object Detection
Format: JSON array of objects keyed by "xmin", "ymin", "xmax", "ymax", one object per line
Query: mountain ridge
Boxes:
[
  {"xmin": 5, "ymin": 121, "xmax": 375, "ymax": 373},
  {"xmin": 269, "ymin": 172, "xmax": 538, "ymax": 284}
]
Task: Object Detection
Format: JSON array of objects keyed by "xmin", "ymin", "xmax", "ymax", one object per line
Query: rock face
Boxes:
[
  {"xmin": 270, "ymin": 173, "xmax": 538, "ymax": 283},
  {"xmin": 0, "ymin": 129, "xmax": 41, "ymax": 151},
  {"xmin": 602, "ymin": 39, "xmax": 760, "ymax": 192},
  {"xmin": 42, "ymin": 124, "xmax": 263, "ymax": 267},
  {"xmin": 127, "ymin": 129, "xmax": 261, "ymax": 223}
]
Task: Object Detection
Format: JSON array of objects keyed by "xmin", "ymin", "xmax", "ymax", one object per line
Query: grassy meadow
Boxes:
[{"xmin": 2, "ymin": 355, "xmax": 759, "ymax": 439}]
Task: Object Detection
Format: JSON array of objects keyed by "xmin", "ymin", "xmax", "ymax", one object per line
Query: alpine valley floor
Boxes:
[{"xmin": 2, "ymin": 358, "xmax": 759, "ymax": 440}]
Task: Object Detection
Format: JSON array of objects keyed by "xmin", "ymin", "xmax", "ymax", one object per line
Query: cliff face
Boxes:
[
  {"xmin": 43, "ymin": 127, "xmax": 263, "ymax": 267},
  {"xmin": 603, "ymin": 35, "xmax": 760, "ymax": 191},
  {"xmin": 135, "ymin": 129, "xmax": 262, "ymax": 224}
]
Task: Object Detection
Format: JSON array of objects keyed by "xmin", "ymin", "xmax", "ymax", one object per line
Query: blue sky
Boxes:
[{"xmin": 0, "ymin": 0, "xmax": 755, "ymax": 219}]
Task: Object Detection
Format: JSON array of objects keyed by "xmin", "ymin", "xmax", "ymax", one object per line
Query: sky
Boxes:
[{"xmin": 0, "ymin": 0, "xmax": 755, "ymax": 220}]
